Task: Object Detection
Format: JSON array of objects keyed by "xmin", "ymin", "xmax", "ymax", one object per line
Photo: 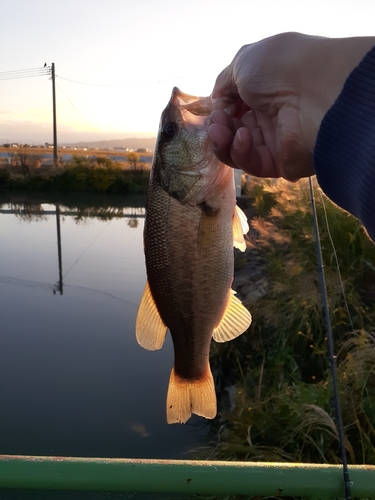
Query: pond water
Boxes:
[{"xmin": 0, "ymin": 193, "xmax": 209, "ymax": 466}]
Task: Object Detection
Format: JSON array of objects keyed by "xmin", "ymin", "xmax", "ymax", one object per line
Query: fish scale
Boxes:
[{"xmin": 136, "ymin": 88, "xmax": 252, "ymax": 424}]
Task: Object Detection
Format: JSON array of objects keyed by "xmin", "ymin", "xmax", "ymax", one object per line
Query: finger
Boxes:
[
  {"xmin": 211, "ymin": 66, "xmax": 239, "ymax": 100},
  {"xmin": 208, "ymin": 123, "xmax": 237, "ymax": 169},
  {"xmin": 231, "ymin": 100, "xmax": 252, "ymax": 120},
  {"xmin": 210, "ymin": 110, "xmax": 237, "ymax": 135},
  {"xmin": 230, "ymin": 128, "xmax": 255, "ymax": 169},
  {"xmin": 240, "ymin": 110, "xmax": 264, "ymax": 147},
  {"xmin": 241, "ymin": 110, "xmax": 258, "ymax": 130},
  {"xmin": 231, "ymin": 128, "xmax": 279, "ymax": 178},
  {"xmin": 250, "ymin": 128, "xmax": 264, "ymax": 148},
  {"xmin": 256, "ymin": 145, "xmax": 280, "ymax": 178}
]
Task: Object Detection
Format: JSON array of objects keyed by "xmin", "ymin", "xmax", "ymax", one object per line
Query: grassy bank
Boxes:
[
  {"xmin": 206, "ymin": 178, "xmax": 375, "ymax": 466},
  {"xmin": 0, "ymin": 154, "xmax": 150, "ymax": 194}
]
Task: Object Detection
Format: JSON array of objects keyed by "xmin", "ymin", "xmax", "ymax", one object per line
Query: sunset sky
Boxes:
[{"xmin": 1, "ymin": 0, "xmax": 374, "ymax": 144}]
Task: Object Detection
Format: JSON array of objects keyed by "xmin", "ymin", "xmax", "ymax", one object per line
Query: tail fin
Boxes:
[{"xmin": 166, "ymin": 365, "xmax": 217, "ymax": 424}]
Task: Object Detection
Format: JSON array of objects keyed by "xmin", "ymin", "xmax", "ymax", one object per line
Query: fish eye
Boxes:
[{"xmin": 162, "ymin": 122, "xmax": 177, "ymax": 140}]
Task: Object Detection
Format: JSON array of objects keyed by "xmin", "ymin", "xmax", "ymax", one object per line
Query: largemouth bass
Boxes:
[{"xmin": 136, "ymin": 87, "xmax": 251, "ymax": 424}]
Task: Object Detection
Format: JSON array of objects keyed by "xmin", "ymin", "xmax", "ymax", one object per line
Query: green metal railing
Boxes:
[{"xmin": 1, "ymin": 455, "xmax": 375, "ymax": 498}]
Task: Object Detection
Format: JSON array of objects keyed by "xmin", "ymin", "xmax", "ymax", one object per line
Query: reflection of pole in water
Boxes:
[{"xmin": 56, "ymin": 204, "xmax": 63, "ymax": 295}]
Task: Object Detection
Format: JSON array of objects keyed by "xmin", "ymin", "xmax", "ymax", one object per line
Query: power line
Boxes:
[
  {"xmin": 0, "ymin": 66, "xmax": 187, "ymax": 86},
  {"xmin": 0, "ymin": 63, "xmax": 57, "ymax": 159},
  {"xmin": 0, "ymin": 72, "xmax": 50, "ymax": 81},
  {"xmin": 56, "ymin": 73, "xmax": 187, "ymax": 88},
  {"xmin": 0, "ymin": 66, "xmax": 50, "ymax": 81},
  {"xmin": 0, "ymin": 67, "xmax": 49, "ymax": 75}
]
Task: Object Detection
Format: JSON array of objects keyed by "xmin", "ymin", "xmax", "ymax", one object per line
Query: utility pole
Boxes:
[
  {"xmin": 55, "ymin": 203, "xmax": 63, "ymax": 295},
  {"xmin": 51, "ymin": 63, "xmax": 57, "ymax": 165}
]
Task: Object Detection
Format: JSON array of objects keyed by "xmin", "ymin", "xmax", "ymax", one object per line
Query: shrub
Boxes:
[
  {"xmin": 206, "ymin": 178, "xmax": 375, "ymax": 465},
  {"xmin": 0, "ymin": 155, "xmax": 150, "ymax": 195}
]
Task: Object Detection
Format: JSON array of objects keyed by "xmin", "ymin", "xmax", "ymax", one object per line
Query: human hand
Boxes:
[{"xmin": 209, "ymin": 32, "xmax": 375, "ymax": 181}]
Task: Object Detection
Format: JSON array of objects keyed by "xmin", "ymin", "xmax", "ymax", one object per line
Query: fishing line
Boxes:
[
  {"xmin": 64, "ymin": 283, "xmax": 138, "ymax": 307},
  {"xmin": 55, "ymin": 82, "xmax": 102, "ymax": 142},
  {"xmin": 309, "ymin": 177, "xmax": 352, "ymax": 500},
  {"xmin": 318, "ymin": 188, "xmax": 355, "ymax": 333},
  {"xmin": 316, "ymin": 189, "xmax": 375, "ymax": 466},
  {"xmin": 0, "ymin": 275, "xmax": 55, "ymax": 291},
  {"xmin": 62, "ymin": 220, "xmax": 112, "ymax": 280}
]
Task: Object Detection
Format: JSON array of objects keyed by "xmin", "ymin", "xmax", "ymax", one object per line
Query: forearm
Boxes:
[{"xmin": 314, "ymin": 45, "xmax": 375, "ymax": 241}]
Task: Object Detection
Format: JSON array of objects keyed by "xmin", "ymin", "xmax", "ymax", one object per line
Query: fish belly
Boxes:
[
  {"xmin": 146, "ymin": 181, "xmax": 233, "ymax": 369},
  {"xmin": 144, "ymin": 179, "xmax": 234, "ymax": 423}
]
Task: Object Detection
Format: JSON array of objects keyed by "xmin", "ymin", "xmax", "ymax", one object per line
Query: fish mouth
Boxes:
[
  {"xmin": 171, "ymin": 87, "xmax": 212, "ymax": 117},
  {"xmin": 171, "ymin": 87, "xmax": 200, "ymax": 102},
  {"xmin": 156, "ymin": 87, "xmax": 229, "ymax": 205}
]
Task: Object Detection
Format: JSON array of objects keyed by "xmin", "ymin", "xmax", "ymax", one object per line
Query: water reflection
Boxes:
[
  {"xmin": 0, "ymin": 194, "xmax": 207, "ymax": 463},
  {"xmin": 0, "ymin": 202, "xmax": 145, "ymax": 295}
]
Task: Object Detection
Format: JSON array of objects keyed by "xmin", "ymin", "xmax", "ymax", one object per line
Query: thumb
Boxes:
[{"xmin": 211, "ymin": 65, "xmax": 239, "ymax": 101}]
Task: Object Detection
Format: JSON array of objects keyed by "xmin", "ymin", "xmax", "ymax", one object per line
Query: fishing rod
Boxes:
[{"xmin": 308, "ymin": 177, "xmax": 352, "ymax": 500}]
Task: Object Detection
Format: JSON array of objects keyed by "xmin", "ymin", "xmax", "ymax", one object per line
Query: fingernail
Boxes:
[
  {"xmin": 208, "ymin": 127, "xmax": 218, "ymax": 150},
  {"xmin": 207, "ymin": 114, "xmax": 216, "ymax": 126},
  {"xmin": 233, "ymin": 129, "xmax": 243, "ymax": 150}
]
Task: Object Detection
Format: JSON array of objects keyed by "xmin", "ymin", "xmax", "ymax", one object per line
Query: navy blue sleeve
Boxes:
[{"xmin": 314, "ymin": 46, "xmax": 375, "ymax": 242}]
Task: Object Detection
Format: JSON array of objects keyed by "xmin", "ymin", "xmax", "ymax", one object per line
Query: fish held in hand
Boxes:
[{"xmin": 136, "ymin": 87, "xmax": 251, "ymax": 424}]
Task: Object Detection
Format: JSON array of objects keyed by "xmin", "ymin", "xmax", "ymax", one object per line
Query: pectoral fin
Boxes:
[
  {"xmin": 213, "ymin": 289, "xmax": 252, "ymax": 342},
  {"xmin": 136, "ymin": 281, "xmax": 168, "ymax": 351},
  {"xmin": 233, "ymin": 205, "xmax": 249, "ymax": 252}
]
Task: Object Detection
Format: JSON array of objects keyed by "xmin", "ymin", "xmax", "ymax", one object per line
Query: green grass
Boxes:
[
  {"xmin": 205, "ymin": 177, "xmax": 375, "ymax": 466},
  {"xmin": 0, "ymin": 155, "xmax": 150, "ymax": 194}
]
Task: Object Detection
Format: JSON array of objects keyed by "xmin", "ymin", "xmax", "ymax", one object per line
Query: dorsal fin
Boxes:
[
  {"xmin": 233, "ymin": 205, "xmax": 249, "ymax": 252},
  {"xmin": 213, "ymin": 289, "xmax": 252, "ymax": 342},
  {"xmin": 136, "ymin": 281, "xmax": 168, "ymax": 351}
]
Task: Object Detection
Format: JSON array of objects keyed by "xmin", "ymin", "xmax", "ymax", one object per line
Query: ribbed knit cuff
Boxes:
[{"xmin": 314, "ymin": 46, "xmax": 375, "ymax": 241}]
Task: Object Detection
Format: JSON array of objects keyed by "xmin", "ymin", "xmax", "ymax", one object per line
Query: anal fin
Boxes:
[
  {"xmin": 166, "ymin": 366, "xmax": 216, "ymax": 424},
  {"xmin": 213, "ymin": 289, "xmax": 252, "ymax": 342},
  {"xmin": 136, "ymin": 281, "xmax": 167, "ymax": 351}
]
